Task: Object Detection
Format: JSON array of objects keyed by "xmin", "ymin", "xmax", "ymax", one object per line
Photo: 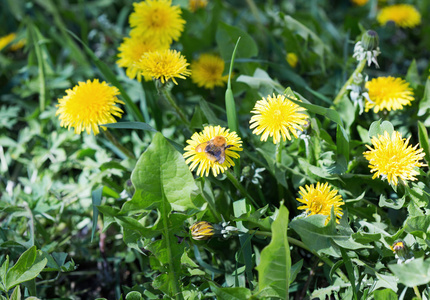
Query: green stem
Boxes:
[
  {"xmin": 159, "ymin": 85, "xmax": 191, "ymax": 128},
  {"xmin": 225, "ymin": 170, "xmax": 259, "ymax": 207},
  {"xmin": 161, "ymin": 192, "xmax": 183, "ymax": 300},
  {"xmin": 275, "ymin": 143, "xmax": 285, "ymax": 202},
  {"xmin": 332, "ymin": 59, "xmax": 367, "ymax": 106},
  {"xmin": 102, "ymin": 130, "xmax": 136, "ymax": 159},
  {"xmin": 23, "ymin": 202, "xmax": 35, "ymax": 246},
  {"xmin": 413, "ymin": 286, "xmax": 422, "ymax": 300}
]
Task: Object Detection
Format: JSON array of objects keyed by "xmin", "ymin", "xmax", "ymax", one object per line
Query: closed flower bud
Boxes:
[
  {"xmin": 361, "ymin": 30, "xmax": 379, "ymax": 52},
  {"xmin": 190, "ymin": 221, "xmax": 215, "ymax": 240}
]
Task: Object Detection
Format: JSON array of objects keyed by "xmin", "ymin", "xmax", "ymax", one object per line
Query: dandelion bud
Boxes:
[
  {"xmin": 361, "ymin": 30, "xmax": 379, "ymax": 52},
  {"xmin": 190, "ymin": 221, "xmax": 215, "ymax": 240},
  {"xmin": 391, "ymin": 240, "xmax": 408, "ymax": 259}
]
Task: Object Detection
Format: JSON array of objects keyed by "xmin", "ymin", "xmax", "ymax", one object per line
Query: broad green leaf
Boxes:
[
  {"xmin": 5, "ymin": 246, "xmax": 47, "ymax": 291},
  {"xmin": 388, "ymin": 258, "xmax": 430, "ymax": 287},
  {"xmin": 368, "ymin": 120, "xmax": 394, "ymax": 139},
  {"xmin": 256, "ymin": 204, "xmax": 291, "ymax": 298},
  {"xmin": 216, "ymin": 22, "xmax": 258, "ymax": 60},
  {"xmin": 208, "ymin": 282, "xmax": 252, "ymax": 300},
  {"xmin": 418, "ymin": 121, "xmax": 430, "ymax": 164},
  {"xmin": 290, "ymin": 214, "xmax": 340, "ymax": 257},
  {"xmin": 373, "ymin": 289, "xmax": 398, "ymax": 300},
  {"xmin": 123, "ymin": 132, "xmax": 204, "ymax": 214}
]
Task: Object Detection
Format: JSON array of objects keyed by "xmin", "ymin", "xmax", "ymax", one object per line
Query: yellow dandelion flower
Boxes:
[
  {"xmin": 365, "ymin": 77, "xmax": 414, "ymax": 113},
  {"xmin": 189, "ymin": 0, "xmax": 208, "ymax": 12},
  {"xmin": 249, "ymin": 94, "xmax": 308, "ymax": 144},
  {"xmin": 350, "ymin": 0, "xmax": 369, "ymax": 6},
  {"xmin": 286, "ymin": 52, "xmax": 298, "ymax": 68},
  {"xmin": 0, "ymin": 33, "xmax": 16, "ymax": 51},
  {"xmin": 191, "ymin": 54, "xmax": 229, "ymax": 89},
  {"xmin": 363, "ymin": 131, "xmax": 426, "ymax": 186},
  {"xmin": 129, "ymin": 0, "xmax": 185, "ymax": 45},
  {"xmin": 117, "ymin": 34, "xmax": 169, "ymax": 82},
  {"xmin": 296, "ymin": 182, "xmax": 344, "ymax": 225},
  {"xmin": 183, "ymin": 125, "xmax": 242, "ymax": 177},
  {"xmin": 136, "ymin": 49, "xmax": 191, "ymax": 85},
  {"xmin": 9, "ymin": 38, "xmax": 26, "ymax": 51},
  {"xmin": 56, "ymin": 79, "xmax": 124, "ymax": 135},
  {"xmin": 377, "ymin": 4, "xmax": 421, "ymax": 28}
]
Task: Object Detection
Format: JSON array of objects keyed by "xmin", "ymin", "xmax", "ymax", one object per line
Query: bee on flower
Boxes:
[{"xmin": 183, "ymin": 126, "xmax": 242, "ymax": 177}]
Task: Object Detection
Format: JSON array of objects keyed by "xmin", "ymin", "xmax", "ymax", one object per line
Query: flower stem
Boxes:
[
  {"xmin": 413, "ymin": 286, "xmax": 422, "ymax": 300},
  {"xmin": 275, "ymin": 143, "xmax": 285, "ymax": 202},
  {"xmin": 332, "ymin": 59, "xmax": 367, "ymax": 106},
  {"xmin": 102, "ymin": 129, "xmax": 136, "ymax": 159},
  {"xmin": 225, "ymin": 170, "xmax": 259, "ymax": 207},
  {"xmin": 159, "ymin": 83, "xmax": 191, "ymax": 127}
]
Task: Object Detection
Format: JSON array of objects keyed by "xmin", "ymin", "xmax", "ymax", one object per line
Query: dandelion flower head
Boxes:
[
  {"xmin": 286, "ymin": 52, "xmax": 298, "ymax": 68},
  {"xmin": 296, "ymin": 182, "xmax": 344, "ymax": 225},
  {"xmin": 250, "ymin": 93, "xmax": 308, "ymax": 144},
  {"xmin": 129, "ymin": 0, "xmax": 185, "ymax": 45},
  {"xmin": 377, "ymin": 4, "xmax": 421, "ymax": 28},
  {"xmin": 189, "ymin": 0, "xmax": 208, "ymax": 12},
  {"xmin": 117, "ymin": 33, "xmax": 169, "ymax": 81},
  {"xmin": 183, "ymin": 125, "xmax": 242, "ymax": 177},
  {"xmin": 363, "ymin": 131, "xmax": 426, "ymax": 186},
  {"xmin": 191, "ymin": 54, "xmax": 229, "ymax": 89},
  {"xmin": 351, "ymin": 0, "xmax": 369, "ymax": 6},
  {"xmin": 365, "ymin": 77, "xmax": 414, "ymax": 113},
  {"xmin": 137, "ymin": 49, "xmax": 191, "ymax": 85},
  {"xmin": 56, "ymin": 79, "xmax": 124, "ymax": 135},
  {"xmin": 0, "ymin": 33, "xmax": 17, "ymax": 51}
]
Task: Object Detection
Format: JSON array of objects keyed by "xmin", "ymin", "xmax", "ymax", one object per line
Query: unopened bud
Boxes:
[
  {"xmin": 190, "ymin": 221, "xmax": 215, "ymax": 240},
  {"xmin": 361, "ymin": 30, "xmax": 379, "ymax": 51}
]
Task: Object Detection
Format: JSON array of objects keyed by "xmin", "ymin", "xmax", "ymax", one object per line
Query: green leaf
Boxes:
[
  {"xmin": 336, "ymin": 124, "xmax": 350, "ymax": 163},
  {"xmin": 373, "ymin": 289, "xmax": 398, "ymax": 300},
  {"xmin": 290, "ymin": 215, "xmax": 340, "ymax": 257},
  {"xmin": 388, "ymin": 258, "xmax": 430, "ymax": 287},
  {"xmin": 286, "ymin": 95, "xmax": 344, "ymax": 128},
  {"xmin": 208, "ymin": 282, "xmax": 252, "ymax": 300},
  {"xmin": 236, "ymin": 68, "xmax": 285, "ymax": 95},
  {"xmin": 5, "ymin": 246, "xmax": 48, "ymax": 291},
  {"xmin": 418, "ymin": 78, "xmax": 430, "ymax": 119},
  {"xmin": 378, "ymin": 194, "xmax": 405, "ymax": 210},
  {"xmin": 290, "ymin": 260, "xmax": 303, "ymax": 284},
  {"xmin": 9, "ymin": 285, "xmax": 21, "ymax": 300},
  {"xmin": 123, "ymin": 132, "xmax": 204, "ymax": 214},
  {"xmin": 368, "ymin": 120, "xmax": 394, "ymax": 139},
  {"xmin": 283, "ymin": 15, "xmax": 330, "ymax": 73},
  {"xmin": 256, "ymin": 204, "xmax": 291, "ymax": 298},
  {"xmin": 404, "ymin": 215, "xmax": 430, "ymax": 239},
  {"xmin": 418, "ymin": 121, "xmax": 430, "ymax": 164},
  {"xmin": 406, "ymin": 59, "xmax": 420, "ymax": 89},
  {"xmin": 216, "ymin": 22, "xmax": 258, "ymax": 60},
  {"xmin": 91, "ymin": 187, "xmax": 103, "ymax": 242}
]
